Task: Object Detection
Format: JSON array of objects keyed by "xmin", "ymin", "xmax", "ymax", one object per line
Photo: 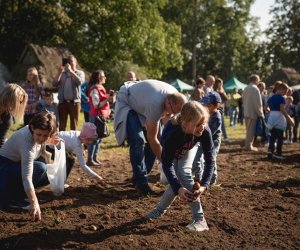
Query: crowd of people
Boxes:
[{"xmin": 0, "ymin": 55, "xmax": 299, "ymax": 233}]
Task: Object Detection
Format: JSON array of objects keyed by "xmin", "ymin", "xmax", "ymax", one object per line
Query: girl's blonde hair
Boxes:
[
  {"xmin": 25, "ymin": 67, "xmax": 42, "ymax": 100},
  {"xmin": 0, "ymin": 83, "xmax": 28, "ymax": 121},
  {"xmin": 172, "ymin": 101, "xmax": 209, "ymax": 126}
]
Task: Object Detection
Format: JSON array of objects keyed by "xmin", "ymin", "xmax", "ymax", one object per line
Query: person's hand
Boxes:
[
  {"xmin": 199, "ymin": 186, "xmax": 206, "ymax": 193},
  {"xmin": 29, "ymin": 201, "xmax": 41, "ymax": 221},
  {"xmin": 178, "ymin": 187, "xmax": 194, "ymax": 202},
  {"xmin": 95, "ymin": 176, "xmax": 106, "ymax": 187},
  {"xmin": 47, "ymin": 133, "xmax": 60, "ymax": 145},
  {"xmin": 107, "ymin": 95, "xmax": 114, "ymax": 103},
  {"xmin": 64, "ymin": 63, "xmax": 71, "ymax": 72}
]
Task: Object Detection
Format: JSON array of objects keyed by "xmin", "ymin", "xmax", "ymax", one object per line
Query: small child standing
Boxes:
[
  {"xmin": 52, "ymin": 122, "xmax": 105, "ymax": 186},
  {"xmin": 199, "ymin": 92, "xmax": 222, "ymax": 185},
  {"xmin": 146, "ymin": 101, "xmax": 215, "ymax": 232},
  {"xmin": 266, "ymin": 83, "xmax": 295, "ymax": 160},
  {"xmin": 36, "ymin": 92, "xmax": 59, "ymax": 124}
]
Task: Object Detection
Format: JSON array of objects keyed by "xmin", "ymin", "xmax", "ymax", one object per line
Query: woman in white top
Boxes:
[{"xmin": 0, "ymin": 111, "xmax": 57, "ymax": 221}]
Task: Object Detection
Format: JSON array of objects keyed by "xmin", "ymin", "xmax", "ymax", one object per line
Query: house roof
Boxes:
[
  {"xmin": 13, "ymin": 43, "xmax": 88, "ymax": 89},
  {"xmin": 266, "ymin": 67, "xmax": 300, "ymax": 87}
]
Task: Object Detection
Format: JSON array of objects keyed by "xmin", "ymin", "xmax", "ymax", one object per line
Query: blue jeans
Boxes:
[
  {"xmin": 192, "ymin": 143, "xmax": 219, "ymax": 184},
  {"xmin": 156, "ymin": 145, "xmax": 204, "ymax": 221},
  {"xmin": 221, "ymin": 112, "xmax": 228, "ymax": 139},
  {"xmin": 0, "ymin": 156, "xmax": 49, "ymax": 208},
  {"xmin": 192, "ymin": 143, "xmax": 204, "ymax": 181},
  {"xmin": 88, "ymin": 115, "xmax": 102, "ymax": 161},
  {"xmin": 293, "ymin": 105, "xmax": 300, "ymax": 141},
  {"xmin": 229, "ymin": 105, "xmax": 239, "ymax": 126},
  {"xmin": 126, "ymin": 110, "xmax": 156, "ymax": 185}
]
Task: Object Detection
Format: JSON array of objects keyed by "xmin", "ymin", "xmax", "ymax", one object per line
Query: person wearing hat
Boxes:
[
  {"xmin": 54, "ymin": 122, "xmax": 105, "ymax": 186},
  {"xmin": 193, "ymin": 91, "xmax": 222, "ymax": 185}
]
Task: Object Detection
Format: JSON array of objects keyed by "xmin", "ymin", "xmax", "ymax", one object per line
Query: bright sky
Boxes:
[{"xmin": 250, "ymin": 0, "xmax": 275, "ymax": 31}]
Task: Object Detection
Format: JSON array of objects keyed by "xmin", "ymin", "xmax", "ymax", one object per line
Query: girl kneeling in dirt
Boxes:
[
  {"xmin": 0, "ymin": 111, "xmax": 57, "ymax": 221},
  {"xmin": 146, "ymin": 101, "xmax": 215, "ymax": 232},
  {"xmin": 53, "ymin": 122, "xmax": 105, "ymax": 186}
]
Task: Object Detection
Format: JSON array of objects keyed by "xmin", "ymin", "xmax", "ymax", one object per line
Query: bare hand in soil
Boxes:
[
  {"xmin": 95, "ymin": 176, "xmax": 106, "ymax": 187},
  {"xmin": 29, "ymin": 202, "xmax": 41, "ymax": 222},
  {"xmin": 178, "ymin": 187, "xmax": 194, "ymax": 202}
]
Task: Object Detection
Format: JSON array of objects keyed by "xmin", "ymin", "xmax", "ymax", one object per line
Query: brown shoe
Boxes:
[{"xmin": 86, "ymin": 160, "xmax": 101, "ymax": 166}]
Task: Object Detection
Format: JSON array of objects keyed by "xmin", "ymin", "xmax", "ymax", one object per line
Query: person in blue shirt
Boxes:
[
  {"xmin": 194, "ymin": 91, "xmax": 222, "ymax": 185},
  {"xmin": 146, "ymin": 101, "xmax": 215, "ymax": 232},
  {"xmin": 81, "ymin": 82, "xmax": 90, "ymax": 122},
  {"xmin": 266, "ymin": 82, "xmax": 295, "ymax": 159}
]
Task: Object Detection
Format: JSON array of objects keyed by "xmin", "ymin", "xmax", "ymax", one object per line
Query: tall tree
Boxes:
[
  {"xmin": 162, "ymin": 0, "xmax": 260, "ymax": 83},
  {"xmin": 265, "ymin": 0, "xmax": 300, "ymax": 72},
  {"xmin": 0, "ymin": 0, "xmax": 70, "ymax": 68},
  {"xmin": 0, "ymin": 0, "xmax": 183, "ymax": 88}
]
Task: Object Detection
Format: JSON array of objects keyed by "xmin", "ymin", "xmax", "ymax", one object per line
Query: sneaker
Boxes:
[
  {"xmin": 273, "ymin": 154, "xmax": 285, "ymax": 160},
  {"xmin": 93, "ymin": 159, "xmax": 103, "ymax": 165},
  {"xmin": 9, "ymin": 199, "xmax": 30, "ymax": 210},
  {"xmin": 86, "ymin": 160, "xmax": 101, "ymax": 166},
  {"xmin": 135, "ymin": 184, "xmax": 157, "ymax": 196},
  {"xmin": 223, "ymin": 138, "xmax": 232, "ymax": 143},
  {"xmin": 145, "ymin": 208, "xmax": 163, "ymax": 220},
  {"xmin": 186, "ymin": 219, "xmax": 209, "ymax": 232}
]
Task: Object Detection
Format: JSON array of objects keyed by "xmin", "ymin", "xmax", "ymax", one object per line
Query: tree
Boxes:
[
  {"xmin": 162, "ymin": 0, "xmax": 261, "ymax": 82},
  {"xmin": 0, "ymin": 0, "xmax": 71, "ymax": 68},
  {"xmin": 265, "ymin": 0, "xmax": 300, "ymax": 72},
  {"xmin": 0, "ymin": 0, "xmax": 183, "ymax": 88}
]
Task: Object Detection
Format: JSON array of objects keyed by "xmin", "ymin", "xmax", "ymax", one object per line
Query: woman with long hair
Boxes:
[
  {"xmin": 0, "ymin": 83, "xmax": 28, "ymax": 147},
  {"xmin": 86, "ymin": 70, "xmax": 112, "ymax": 166},
  {"xmin": 22, "ymin": 67, "xmax": 44, "ymax": 125}
]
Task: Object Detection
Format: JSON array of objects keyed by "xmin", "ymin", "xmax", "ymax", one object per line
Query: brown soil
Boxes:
[{"xmin": 1, "ymin": 141, "xmax": 299, "ymax": 249}]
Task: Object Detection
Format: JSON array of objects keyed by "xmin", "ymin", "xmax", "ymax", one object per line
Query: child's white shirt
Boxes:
[{"xmin": 57, "ymin": 131, "xmax": 98, "ymax": 178}]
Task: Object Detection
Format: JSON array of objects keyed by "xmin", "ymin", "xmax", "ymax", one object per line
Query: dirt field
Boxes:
[{"xmin": 0, "ymin": 141, "xmax": 299, "ymax": 249}]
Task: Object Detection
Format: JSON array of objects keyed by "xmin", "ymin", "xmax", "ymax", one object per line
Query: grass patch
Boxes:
[{"xmin": 7, "ymin": 113, "xmax": 246, "ymax": 152}]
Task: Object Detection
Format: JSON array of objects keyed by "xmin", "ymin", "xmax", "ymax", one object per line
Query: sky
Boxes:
[{"xmin": 250, "ymin": 0, "xmax": 275, "ymax": 31}]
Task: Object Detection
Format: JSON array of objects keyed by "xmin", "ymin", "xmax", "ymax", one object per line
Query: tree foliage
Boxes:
[
  {"xmin": 162, "ymin": 0, "xmax": 262, "ymax": 83},
  {"xmin": 265, "ymin": 0, "xmax": 300, "ymax": 72},
  {"xmin": 0, "ymin": 0, "xmax": 297, "ymax": 88},
  {"xmin": 0, "ymin": 0, "xmax": 182, "ymax": 88}
]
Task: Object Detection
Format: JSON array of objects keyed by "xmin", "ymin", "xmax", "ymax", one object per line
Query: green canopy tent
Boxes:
[
  {"xmin": 223, "ymin": 77, "xmax": 247, "ymax": 92},
  {"xmin": 170, "ymin": 79, "xmax": 194, "ymax": 92}
]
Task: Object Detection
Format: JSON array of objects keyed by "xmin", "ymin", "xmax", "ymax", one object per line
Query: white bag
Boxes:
[
  {"xmin": 157, "ymin": 161, "xmax": 168, "ymax": 185},
  {"xmin": 46, "ymin": 141, "xmax": 67, "ymax": 196}
]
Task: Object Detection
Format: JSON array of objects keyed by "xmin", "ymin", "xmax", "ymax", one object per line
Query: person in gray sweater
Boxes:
[{"xmin": 0, "ymin": 111, "xmax": 57, "ymax": 221}]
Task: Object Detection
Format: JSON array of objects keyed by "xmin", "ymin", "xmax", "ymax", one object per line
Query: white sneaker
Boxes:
[{"xmin": 186, "ymin": 219, "xmax": 209, "ymax": 232}]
